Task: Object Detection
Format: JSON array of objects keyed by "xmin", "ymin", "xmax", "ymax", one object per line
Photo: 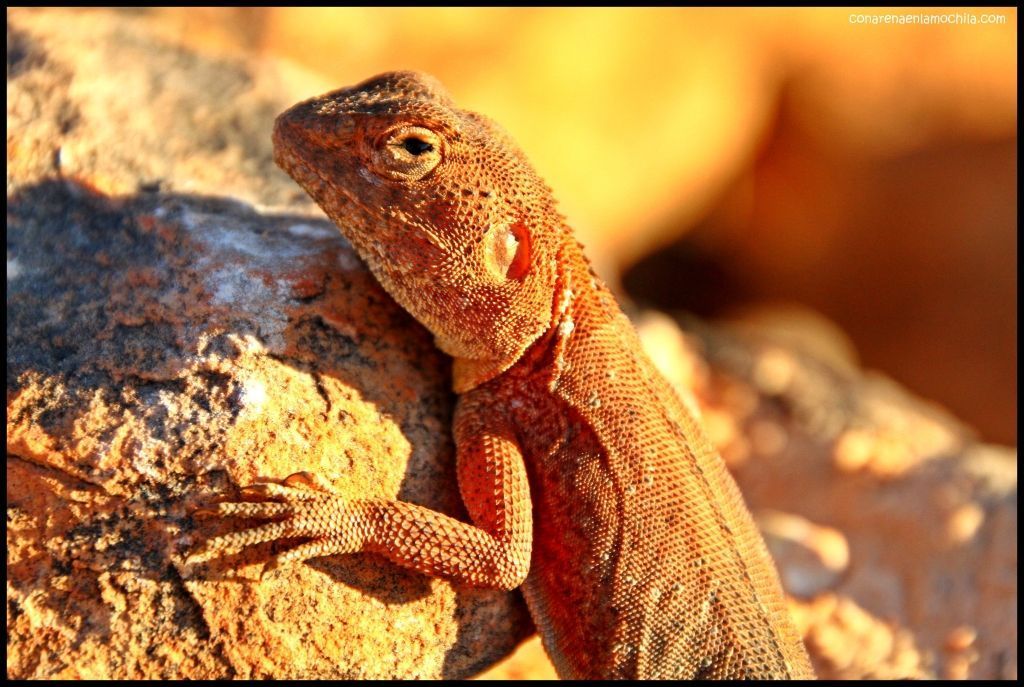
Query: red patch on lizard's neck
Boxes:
[{"xmin": 506, "ymin": 222, "xmax": 531, "ymax": 281}]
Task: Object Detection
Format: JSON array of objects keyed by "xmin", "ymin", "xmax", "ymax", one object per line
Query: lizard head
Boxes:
[{"xmin": 273, "ymin": 71, "xmax": 569, "ymax": 390}]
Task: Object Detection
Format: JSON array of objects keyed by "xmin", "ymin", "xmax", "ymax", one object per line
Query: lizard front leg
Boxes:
[{"xmin": 188, "ymin": 388, "xmax": 533, "ymax": 591}]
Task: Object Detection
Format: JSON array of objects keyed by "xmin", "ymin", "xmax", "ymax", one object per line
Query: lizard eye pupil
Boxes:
[{"xmin": 403, "ymin": 137, "xmax": 433, "ymax": 156}]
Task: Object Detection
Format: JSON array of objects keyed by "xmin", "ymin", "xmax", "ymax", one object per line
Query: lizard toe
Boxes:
[
  {"xmin": 282, "ymin": 470, "xmax": 336, "ymax": 492},
  {"xmin": 240, "ymin": 481, "xmax": 320, "ymax": 501}
]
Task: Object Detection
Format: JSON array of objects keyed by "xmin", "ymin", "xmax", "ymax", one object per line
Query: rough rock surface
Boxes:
[
  {"xmin": 5, "ymin": 181, "xmax": 532, "ymax": 679},
  {"xmin": 7, "ymin": 8, "xmax": 529, "ymax": 679},
  {"xmin": 7, "ymin": 7, "xmax": 1016, "ymax": 681}
]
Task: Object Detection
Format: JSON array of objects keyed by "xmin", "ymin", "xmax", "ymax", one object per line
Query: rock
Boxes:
[
  {"xmin": 755, "ymin": 510, "xmax": 850, "ymax": 599},
  {"xmin": 6, "ymin": 8, "xmax": 529, "ymax": 679}
]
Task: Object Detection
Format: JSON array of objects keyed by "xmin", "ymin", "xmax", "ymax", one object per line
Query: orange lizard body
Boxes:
[{"xmin": 193, "ymin": 72, "xmax": 814, "ymax": 679}]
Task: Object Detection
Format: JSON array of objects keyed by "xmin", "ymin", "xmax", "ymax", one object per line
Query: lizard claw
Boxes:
[
  {"xmin": 186, "ymin": 474, "xmax": 357, "ymax": 573},
  {"xmin": 189, "ymin": 506, "xmax": 223, "ymax": 519},
  {"xmin": 283, "ymin": 470, "xmax": 335, "ymax": 492},
  {"xmin": 238, "ymin": 480, "xmax": 324, "ymax": 502},
  {"xmin": 259, "ymin": 557, "xmax": 283, "ymax": 582},
  {"xmin": 239, "ymin": 484, "xmax": 275, "ymax": 500}
]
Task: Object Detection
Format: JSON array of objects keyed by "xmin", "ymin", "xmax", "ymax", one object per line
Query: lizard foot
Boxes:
[{"xmin": 186, "ymin": 473, "xmax": 363, "ymax": 577}]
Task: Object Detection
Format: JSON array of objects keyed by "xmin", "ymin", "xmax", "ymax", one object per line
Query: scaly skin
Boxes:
[{"xmin": 190, "ymin": 72, "xmax": 815, "ymax": 679}]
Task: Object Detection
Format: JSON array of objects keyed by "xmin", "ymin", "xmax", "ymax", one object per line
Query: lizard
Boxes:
[{"xmin": 189, "ymin": 71, "xmax": 815, "ymax": 680}]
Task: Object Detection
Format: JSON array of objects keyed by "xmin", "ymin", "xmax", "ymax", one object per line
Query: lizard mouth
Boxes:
[
  {"xmin": 272, "ymin": 111, "xmax": 363, "ymax": 212},
  {"xmin": 272, "ymin": 115, "xmax": 395, "ymax": 272}
]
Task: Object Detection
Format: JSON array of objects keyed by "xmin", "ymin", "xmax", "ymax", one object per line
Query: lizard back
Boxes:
[{"xmin": 506, "ymin": 253, "xmax": 814, "ymax": 678}]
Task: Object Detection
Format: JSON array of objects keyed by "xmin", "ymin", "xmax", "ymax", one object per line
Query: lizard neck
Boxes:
[
  {"xmin": 452, "ymin": 237, "xmax": 578, "ymax": 394},
  {"xmin": 452, "ymin": 356, "xmax": 515, "ymax": 394}
]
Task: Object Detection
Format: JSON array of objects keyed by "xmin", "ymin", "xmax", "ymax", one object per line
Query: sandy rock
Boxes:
[{"xmin": 7, "ymin": 8, "xmax": 529, "ymax": 679}]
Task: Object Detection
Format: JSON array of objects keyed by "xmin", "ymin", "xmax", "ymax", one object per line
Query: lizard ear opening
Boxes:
[{"xmin": 489, "ymin": 222, "xmax": 531, "ymax": 281}]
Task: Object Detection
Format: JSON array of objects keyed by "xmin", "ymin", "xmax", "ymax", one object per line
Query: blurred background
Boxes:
[{"xmin": 150, "ymin": 8, "xmax": 1016, "ymax": 440}]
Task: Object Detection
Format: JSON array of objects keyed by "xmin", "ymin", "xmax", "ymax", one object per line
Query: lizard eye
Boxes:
[
  {"xmin": 372, "ymin": 126, "xmax": 443, "ymax": 181},
  {"xmin": 402, "ymin": 137, "xmax": 433, "ymax": 155}
]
